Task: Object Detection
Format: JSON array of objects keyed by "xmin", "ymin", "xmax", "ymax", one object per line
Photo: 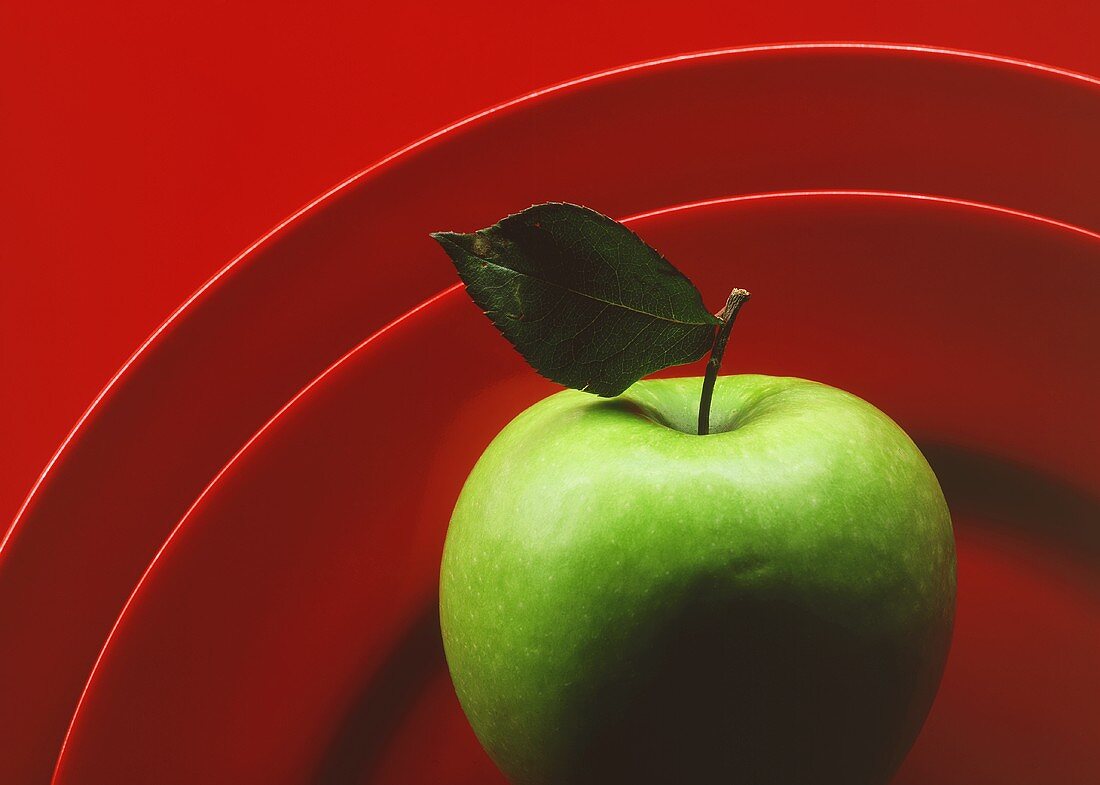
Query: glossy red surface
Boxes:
[
  {"xmin": 4, "ymin": 48, "xmax": 1100, "ymax": 782},
  {"xmin": 52, "ymin": 196, "xmax": 1099, "ymax": 784},
  {"xmin": 9, "ymin": 2, "xmax": 1100, "ymax": 536}
]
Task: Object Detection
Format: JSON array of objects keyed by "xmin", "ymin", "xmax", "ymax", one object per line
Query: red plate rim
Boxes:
[
  {"xmin": 51, "ymin": 188, "xmax": 1100, "ymax": 781},
  {"xmin": 6, "ymin": 42, "xmax": 1100, "ymax": 557}
]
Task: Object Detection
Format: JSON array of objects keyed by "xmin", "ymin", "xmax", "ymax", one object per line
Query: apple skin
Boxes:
[{"xmin": 440, "ymin": 375, "xmax": 955, "ymax": 785}]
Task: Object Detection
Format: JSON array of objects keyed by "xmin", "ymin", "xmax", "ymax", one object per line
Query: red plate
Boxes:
[
  {"xmin": 6, "ymin": 50, "xmax": 1100, "ymax": 783},
  {"xmin": 52, "ymin": 194, "xmax": 1100, "ymax": 784}
]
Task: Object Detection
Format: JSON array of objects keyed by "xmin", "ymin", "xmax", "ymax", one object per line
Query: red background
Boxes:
[{"xmin": 4, "ymin": 1, "xmax": 1100, "ymax": 531}]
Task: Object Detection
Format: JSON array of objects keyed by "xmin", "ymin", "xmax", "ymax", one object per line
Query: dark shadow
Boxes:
[
  {"xmin": 550, "ymin": 581, "xmax": 941, "ymax": 785},
  {"xmin": 585, "ymin": 397, "xmax": 695, "ymax": 434},
  {"xmin": 919, "ymin": 441, "xmax": 1100, "ymax": 562},
  {"xmin": 585, "ymin": 397, "xmax": 652, "ymax": 419},
  {"xmin": 313, "ymin": 602, "xmax": 445, "ymax": 784}
]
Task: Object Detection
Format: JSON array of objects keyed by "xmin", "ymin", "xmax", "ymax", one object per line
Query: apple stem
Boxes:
[{"xmin": 698, "ymin": 288, "xmax": 751, "ymax": 435}]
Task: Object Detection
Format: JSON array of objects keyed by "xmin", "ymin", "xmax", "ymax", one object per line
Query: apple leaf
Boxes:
[{"xmin": 431, "ymin": 203, "xmax": 719, "ymax": 397}]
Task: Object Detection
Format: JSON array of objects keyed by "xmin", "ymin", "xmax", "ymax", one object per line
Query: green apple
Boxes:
[{"xmin": 440, "ymin": 374, "xmax": 955, "ymax": 785}]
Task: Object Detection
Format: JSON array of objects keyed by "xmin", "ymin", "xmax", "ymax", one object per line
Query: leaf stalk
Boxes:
[{"xmin": 698, "ymin": 289, "xmax": 751, "ymax": 435}]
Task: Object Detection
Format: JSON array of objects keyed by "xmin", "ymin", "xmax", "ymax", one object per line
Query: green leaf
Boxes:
[{"xmin": 432, "ymin": 203, "xmax": 719, "ymax": 397}]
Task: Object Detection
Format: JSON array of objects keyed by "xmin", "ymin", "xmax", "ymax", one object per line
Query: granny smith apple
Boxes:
[{"xmin": 440, "ymin": 374, "xmax": 955, "ymax": 785}]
